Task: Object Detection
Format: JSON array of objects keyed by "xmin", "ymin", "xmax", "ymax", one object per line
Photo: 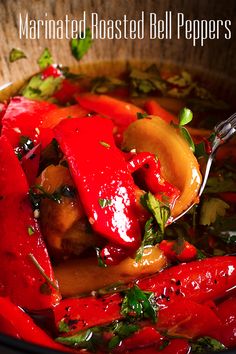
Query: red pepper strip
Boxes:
[
  {"xmin": 54, "ymin": 257, "xmax": 236, "ymax": 336},
  {"xmin": 136, "ymin": 256, "xmax": 236, "ymax": 306},
  {"xmin": 144, "ymin": 100, "xmax": 178, "ymax": 124},
  {"xmin": 113, "ymin": 327, "xmax": 163, "ymax": 353},
  {"xmin": 54, "ymin": 79, "xmax": 84, "ymax": 104},
  {"xmin": 126, "ymin": 151, "xmax": 180, "ymax": 208},
  {"xmin": 20, "ymin": 143, "xmax": 41, "ymax": 186},
  {"xmin": 0, "ymin": 102, "xmax": 7, "ymax": 130},
  {"xmin": 76, "ymin": 93, "xmax": 145, "ymax": 132},
  {"xmin": 1, "ymin": 96, "xmax": 56, "ymax": 148},
  {"xmin": 159, "ymin": 239, "xmax": 197, "ymax": 263},
  {"xmin": 129, "ymin": 339, "xmax": 190, "ymax": 354},
  {"xmin": 0, "ymin": 136, "xmax": 60, "ymax": 310},
  {"xmin": 213, "ymin": 297, "xmax": 236, "ymax": 348},
  {"xmin": 54, "ymin": 117, "xmax": 141, "ymax": 249},
  {"xmin": 0, "ymin": 297, "xmax": 67, "ymax": 351},
  {"xmin": 41, "ymin": 64, "xmax": 62, "ymax": 79},
  {"xmin": 157, "ymin": 298, "xmax": 221, "ymax": 339},
  {"xmin": 41, "ymin": 104, "xmax": 89, "ymax": 129}
]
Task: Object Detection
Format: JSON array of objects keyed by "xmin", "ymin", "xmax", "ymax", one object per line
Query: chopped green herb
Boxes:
[
  {"xmin": 129, "ymin": 65, "xmax": 167, "ymax": 96},
  {"xmin": 71, "ymin": 28, "xmax": 93, "ymax": 61},
  {"xmin": 121, "ymin": 285, "xmax": 158, "ymax": 323},
  {"xmin": 140, "ymin": 192, "xmax": 170, "ymax": 235},
  {"xmin": 108, "ymin": 321, "xmax": 139, "ymax": 350},
  {"xmin": 95, "ymin": 247, "xmax": 107, "ymax": 268},
  {"xmin": 21, "ymin": 74, "xmax": 62, "ymax": 101},
  {"xmin": 135, "ymin": 217, "xmax": 159, "ymax": 262},
  {"xmin": 200, "ymin": 198, "xmax": 230, "ymax": 226},
  {"xmin": 137, "ymin": 112, "xmax": 148, "ymax": 119},
  {"xmin": 58, "ymin": 320, "xmax": 71, "ymax": 333},
  {"xmin": 178, "ymin": 107, "xmax": 193, "ymax": 126},
  {"xmin": 191, "ymin": 336, "xmax": 226, "ymax": 353},
  {"xmin": 99, "ymin": 141, "xmax": 110, "ymax": 149},
  {"xmin": 91, "ymin": 76, "xmax": 126, "ymax": 94},
  {"xmin": 98, "ymin": 198, "xmax": 112, "ymax": 208},
  {"xmin": 56, "ymin": 327, "xmax": 102, "ymax": 351},
  {"xmin": 9, "ymin": 48, "xmax": 27, "ymax": 62},
  {"xmin": 37, "ymin": 48, "xmax": 53, "ymax": 69},
  {"xmin": 27, "ymin": 225, "xmax": 35, "ymax": 236}
]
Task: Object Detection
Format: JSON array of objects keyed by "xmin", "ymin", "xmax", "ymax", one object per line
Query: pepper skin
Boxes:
[
  {"xmin": 0, "ymin": 297, "xmax": 67, "ymax": 351},
  {"xmin": 1, "ymin": 96, "xmax": 56, "ymax": 148},
  {"xmin": 54, "ymin": 117, "xmax": 141, "ymax": 249},
  {"xmin": 0, "ymin": 136, "xmax": 60, "ymax": 310}
]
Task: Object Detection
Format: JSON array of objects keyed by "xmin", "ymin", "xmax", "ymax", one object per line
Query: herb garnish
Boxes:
[
  {"xmin": 135, "ymin": 217, "xmax": 159, "ymax": 262},
  {"xmin": 71, "ymin": 28, "xmax": 93, "ymax": 61},
  {"xmin": 99, "ymin": 141, "xmax": 110, "ymax": 149},
  {"xmin": 98, "ymin": 198, "xmax": 112, "ymax": 208},
  {"xmin": 9, "ymin": 48, "xmax": 27, "ymax": 62},
  {"xmin": 121, "ymin": 285, "xmax": 158, "ymax": 323},
  {"xmin": 190, "ymin": 336, "xmax": 226, "ymax": 353},
  {"xmin": 140, "ymin": 192, "xmax": 170, "ymax": 235},
  {"xmin": 177, "ymin": 107, "xmax": 195, "ymax": 152},
  {"xmin": 27, "ymin": 225, "xmax": 35, "ymax": 236},
  {"xmin": 21, "ymin": 74, "xmax": 62, "ymax": 101},
  {"xmin": 95, "ymin": 247, "xmax": 107, "ymax": 268},
  {"xmin": 37, "ymin": 48, "xmax": 53, "ymax": 69},
  {"xmin": 137, "ymin": 112, "xmax": 148, "ymax": 119}
]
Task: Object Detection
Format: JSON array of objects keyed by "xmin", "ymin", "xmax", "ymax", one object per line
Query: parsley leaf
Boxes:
[
  {"xmin": 121, "ymin": 285, "xmax": 158, "ymax": 323},
  {"xmin": 140, "ymin": 192, "xmax": 170, "ymax": 235},
  {"xmin": 9, "ymin": 48, "xmax": 27, "ymax": 62},
  {"xmin": 37, "ymin": 48, "xmax": 53, "ymax": 69},
  {"xmin": 200, "ymin": 198, "xmax": 230, "ymax": 226},
  {"xmin": 91, "ymin": 76, "xmax": 126, "ymax": 94},
  {"xmin": 56, "ymin": 327, "xmax": 102, "ymax": 351},
  {"xmin": 135, "ymin": 217, "xmax": 159, "ymax": 262},
  {"xmin": 108, "ymin": 321, "xmax": 139, "ymax": 350},
  {"xmin": 98, "ymin": 198, "xmax": 112, "ymax": 208},
  {"xmin": 71, "ymin": 28, "xmax": 93, "ymax": 61},
  {"xmin": 129, "ymin": 65, "xmax": 167, "ymax": 97},
  {"xmin": 191, "ymin": 336, "xmax": 226, "ymax": 353}
]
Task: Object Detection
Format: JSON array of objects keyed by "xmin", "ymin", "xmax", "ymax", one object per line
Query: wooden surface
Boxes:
[{"xmin": 0, "ymin": 0, "xmax": 236, "ymax": 93}]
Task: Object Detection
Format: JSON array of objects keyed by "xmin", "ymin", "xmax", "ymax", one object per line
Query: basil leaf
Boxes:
[
  {"xmin": 37, "ymin": 48, "xmax": 53, "ymax": 69},
  {"xmin": 121, "ymin": 285, "xmax": 158, "ymax": 323},
  {"xmin": 180, "ymin": 126, "xmax": 195, "ymax": 152},
  {"xmin": 191, "ymin": 336, "xmax": 226, "ymax": 353},
  {"xmin": 178, "ymin": 107, "xmax": 193, "ymax": 126},
  {"xmin": 9, "ymin": 48, "xmax": 27, "ymax": 62},
  {"xmin": 71, "ymin": 28, "xmax": 93, "ymax": 61}
]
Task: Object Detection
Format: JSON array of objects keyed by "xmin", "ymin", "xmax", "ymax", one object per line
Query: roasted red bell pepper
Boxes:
[
  {"xmin": 213, "ymin": 297, "xmax": 236, "ymax": 348},
  {"xmin": 0, "ymin": 297, "xmax": 66, "ymax": 351},
  {"xmin": 159, "ymin": 239, "xmax": 197, "ymax": 262},
  {"xmin": 54, "ymin": 79, "xmax": 84, "ymax": 104},
  {"xmin": 54, "ymin": 117, "xmax": 141, "ymax": 249},
  {"xmin": 1, "ymin": 96, "xmax": 56, "ymax": 148},
  {"xmin": 0, "ymin": 136, "xmax": 60, "ymax": 310},
  {"xmin": 113, "ymin": 327, "xmax": 163, "ymax": 353},
  {"xmin": 137, "ymin": 256, "xmax": 236, "ymax": 305},
  {"xmin": 157, "ymin": 298, "xmax": 221, "ymax": 338},
  {"xmin": 130, "ymin": 339, "xmax": 190, "ymax": 354},
  {"xmin": 41, "ymin": 104, "xmax": 89, "ymax": 129},
  {"xmin": 144, "ymin": 100, "xmax": 178, "ymax": 124},
  {"xmin": 126, "ymin": 151, "xmax": 180, "ymax": 208},
  {"xmin": 20, "ymin": 143, "xmax": 41, "ymax": 186},
  {"xmin": 76, "ymin": 93, "xmax": 145, "ymax": 133},
  {"xmin": 54, "ymin": 256, "xmax": 236, "ymax": 336}
]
